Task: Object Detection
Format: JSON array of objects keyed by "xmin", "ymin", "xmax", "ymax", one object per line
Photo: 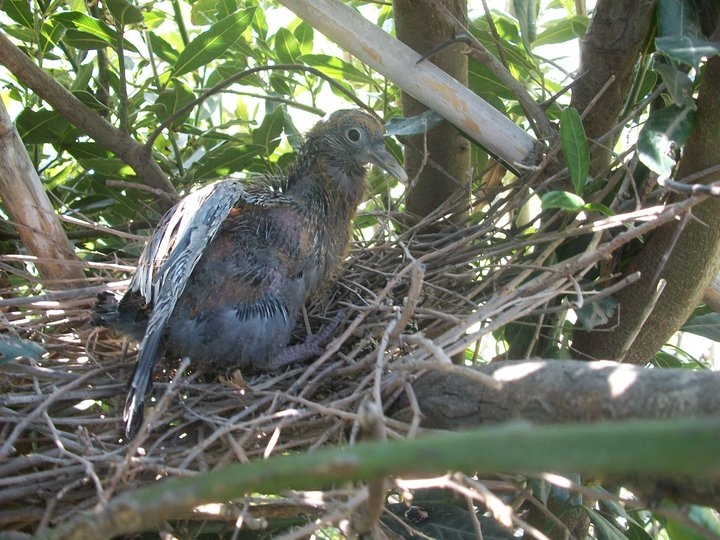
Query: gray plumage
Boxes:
[{"xmin": 93, "ymin": 109, "xmax": 407, "ymax": 438}]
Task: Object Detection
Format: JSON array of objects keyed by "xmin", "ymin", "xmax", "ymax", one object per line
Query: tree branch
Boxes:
[
  {"xmin": 0, "ymin": 30, "xmax": 177, "ymax": 206},
  {"xmin": 0, "ymin": 99, "xmax": 86, "ymax": 288},
  {"xmin": 38, "ymin": 412, "xmax": 720, "ymax": 539},
  {"xmin": 573, "ymin": 55, "xmax": 720, "ymax": 363},
  {"xmin": 277, "ymin": 0, "xmax": 539, "ymax": 170}
]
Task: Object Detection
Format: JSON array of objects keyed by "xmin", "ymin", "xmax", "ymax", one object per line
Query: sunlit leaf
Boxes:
[
  {"xmin": 105, "ymin": 0, "xmax": 144, "ymax": 27},
  {"xmin": 274, "ymin": 27, "xmax": 300, "ymax": 64},
  {"xmin": 52, "ymin": 11, "xmax": 139, "ymax": 51},
  {"xmin": 299, "ymin": 54, "xmax": 372, "ymax": 84},
  {"xmin": 2, "ymin": 0, "xmax": 33, "ymax": 29},
  {"xmin": 293, "ymin": 21, "xmax": 314, "ymax": 54},
  {"xmin": 215, "ymin": 0, "xmax": 237, "ymax": 21},
  {"xmin": 172, "ymin": 8, "xmax": 255, "ymax": 77},
  {"xmin": 533, "ymin": 15, "xmax": 589, "ymax": 47},
  {"xmin": 514, "ymin": 0, "xmax": 538, "ymax": 52}
]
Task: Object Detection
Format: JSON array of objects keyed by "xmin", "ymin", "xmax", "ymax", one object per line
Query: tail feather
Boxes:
[{"xmin": 123, "ymin": 329, "xmax": 165, "ymax": 439}]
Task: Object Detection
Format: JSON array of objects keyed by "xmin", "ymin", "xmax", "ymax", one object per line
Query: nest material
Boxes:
[{"xmin": 0, "ymin": 180, "xmax": 690, "ymax": 535}]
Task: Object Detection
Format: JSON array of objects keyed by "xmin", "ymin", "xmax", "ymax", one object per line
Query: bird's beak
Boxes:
[{"xmin": 370, "ymin": 145, "xmax": 408, "ymax": 183}]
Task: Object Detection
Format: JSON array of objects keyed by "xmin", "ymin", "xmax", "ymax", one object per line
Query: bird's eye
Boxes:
[{"xmin": 346, "ymin": 128, "xmax": 362, "ymax": 142}]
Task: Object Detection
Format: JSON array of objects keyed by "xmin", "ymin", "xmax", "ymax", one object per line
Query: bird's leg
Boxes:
[{"xmin": 268, "ymin": 310, "xmax": 346, "ymax": 370}]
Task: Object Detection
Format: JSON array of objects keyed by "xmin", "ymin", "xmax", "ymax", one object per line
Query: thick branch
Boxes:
[
  {"xmin": 570, "ymin": 0, "xmax": 657, "ymax": 174},
  {"xmin": 395, "ymin": 0, "xmax": 471, "ymax": 221},
  {"xmin": 39, "ymin": 412, "xmax": 720, "ymax": 539},
  {"xmin": 0, "ymin": 100, "xmax": 86, "ymax": 288},
  {"xmin": 0, "ymin": 31, "xmax": 177, "ymax": 206},
  {"xmin": 573, "ymin": 56, "xmax": 720, "ymax": 363},
  {"xmin": 401, "ymin": 360, "xmax": 720, "ymax": 428},
  {"xmin": 397, "ymin": 359, "xmax": 720, "ymax": 506},
  {"xmin": 277, "ymin": 0, "xmax": 538, "ymax": 170}
]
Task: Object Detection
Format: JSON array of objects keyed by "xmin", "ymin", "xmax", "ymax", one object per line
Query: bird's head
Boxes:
[{"xmin": 295, "ymin": 109, "xmax": 407, "ymax": 200}]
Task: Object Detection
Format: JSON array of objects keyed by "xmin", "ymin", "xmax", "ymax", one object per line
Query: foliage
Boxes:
[{"xmin": 1, "ymin": 0, "xmax": 719, "ymax": 538}]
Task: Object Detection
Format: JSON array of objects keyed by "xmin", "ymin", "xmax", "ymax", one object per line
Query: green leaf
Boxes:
[
  {"xmin": 656, "ymin": 35, "xmax": 720, "ymax": 67},
  {"xmin": 560, "ymin": 107, "xmax": 589, "ymax": 194},
  {"xmin": 533, "ymin": 15, "xmax": 589, "ymax": 47},
  {"xmin": 513, "ymin": 0, "xmax": 538, "ymax": 52},
  {"xmin": 293, "ymin": 21, "xmax": 314, "ymax": 54},
  {"xmin": 153, "ymin": 81, "xmax": 196, "ymax": 127},
  {"xmin": 251, "ymin": 107, "xmax": 285, "ymax": 154},
  {"xmin": 281, "ymin": 107, "xmax": 303, "ymax": 150},
  {"xmin": 62, "ymin": 28, "xmax": 113, "ymax": 49},
  {"xmin": 189, "ymin": 0, "xmax": 217, "ymax": 25},
  {"xmin": 299, "ymin": 54, "xmax": 372, "ymax": 84},
  {"xmin": 274, "ymin": 27, "xmax": 301, "ymax": 64},
  {"xmin": 637, "ymin": 105, "xmax": 696, "ymax": 176},
  {"xmin": 16, "ymin": 108, "xmax": 77, "ymax": 144},
  {"xmin": 52, "ymin": 11, "xmax": 118, "ymax": 42},
  {"xmin": 682, "ymin": 312, "xmax": 720, "ymax": 342},
  {"xmin": 657, "ymin": 0, "xmax": 702, "ymax": 38},
  {"xmin": 52, "ymin": 11, "xmax": 139, "ymax": 51},
  {"xmin": 653, "ymin": 60, "xmax": 694, "ymax": 107},
  {"xmin": 172, "ymin": 8, "xmax": 255, "ymax": 77},
  {"xmin": 147, "ymin": 33, "xmax": 180, "ymax": 64},
  {"xmin": 188, "ymin": 144, "xmax": 264, "ymax": 180},
  {"xmin": 78, "ymin": 158, "xmax": 134, "ymax": 177},
  {"xmin": 105, "ymin": 0, "xmax": 144, "ymax": 26},
  {"xmin": 39, "ymin": 19, "xmax": 66, "ymax": 57},
  {"xmin": 582, "ymin": 202, "xmax": 614, "ymax": 216},
  {"xmin": 540, "ymin": 190, "xmax": 585, "ymax": 211},
  {"xmin": 664, "ymin": 504, "xmax": 720, "ymax": 540},
  {"xmin": 2, "ymin": 0, "xmax": 33, "ymax": 29},
  {"xmin": 215, "ymin": 0, "xmax": 237, "ymax": 21}
]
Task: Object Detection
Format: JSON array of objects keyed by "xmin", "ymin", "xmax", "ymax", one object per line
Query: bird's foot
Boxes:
[{"xmin": 268, "ymin": 311, "xmax": 346, "ymax": 370}]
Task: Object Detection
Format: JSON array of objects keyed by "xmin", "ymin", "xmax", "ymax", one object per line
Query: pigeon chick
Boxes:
[{"xmin": 93, "ymin": 109, "xmax": 407, "ymax": 438}]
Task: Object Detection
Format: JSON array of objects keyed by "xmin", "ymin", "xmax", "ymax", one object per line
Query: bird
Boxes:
[{"xmin": 93, "ymin": 109, "xmax": 407, "ymax": 439}]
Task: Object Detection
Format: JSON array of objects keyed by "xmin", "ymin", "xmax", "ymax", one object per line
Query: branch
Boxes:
[
  {"xmin": 277, "ymin": 0, "xmax": 539, "ymax": 170},
  {"xmin": 0, "ymin": 99, "xmax": 86, "ymax": 288},
  {"xmin": 38, "ymin": 414, "xmax": 720, "ymax": 539},
  {"xmin": 0, "ymin": 30, "xmax": 177, "ymax": 206}
]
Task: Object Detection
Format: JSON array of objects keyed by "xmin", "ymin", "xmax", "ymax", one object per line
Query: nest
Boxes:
[{"xmin": 0, "ymin": 175, "xmax": 691, "ymax": 537}]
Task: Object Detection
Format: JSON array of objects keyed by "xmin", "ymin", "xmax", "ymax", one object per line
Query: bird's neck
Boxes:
[
  {"xmin": 285, "ymin": 144, "xmax": 367, "ymax": 281},
  {"xmin": 286, "ymin": 144, "xmax": 367, "ymax": 222}
]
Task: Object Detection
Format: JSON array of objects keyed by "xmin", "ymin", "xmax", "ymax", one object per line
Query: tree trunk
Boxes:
[
  {"xmin": 573, "ymin": 54, "xmax": 720, "ymax": 363},
  {"xmin": 394, "ymin": 0, "xmax": 471, "ymax": 222},
  {"xmin": 570, "ymin": 0, "xmax": 657, "ymax": 176},
  {"xmin": 0, "ymin": 100, "xmax": 86, "ymax": 288}
]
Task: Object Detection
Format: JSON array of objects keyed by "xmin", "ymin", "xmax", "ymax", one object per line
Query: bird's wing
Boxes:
[{"xmin": 124, "ymin": 179, "xmax": 254, "ymax": 437}]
